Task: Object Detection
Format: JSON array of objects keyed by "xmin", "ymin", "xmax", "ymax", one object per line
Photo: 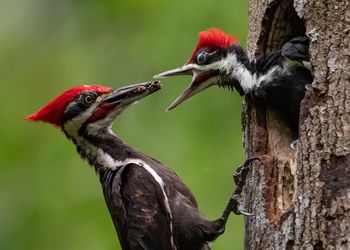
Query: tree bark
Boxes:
[{"xmin": 243, "ymin": 0, "xmax": 350, "ymax": 249}]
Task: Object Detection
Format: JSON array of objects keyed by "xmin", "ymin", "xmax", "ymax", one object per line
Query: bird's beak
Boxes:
[
  {"xmin": 154, "ymin": 64, "xmax": 217, "ymax": 111},
  {"xmin": 154, "ymin": 64, "xmax": 194, "ymax": 78},
  {"xmin": 103, "ymin": 81, "xmax": 162, "ymax": 105}
]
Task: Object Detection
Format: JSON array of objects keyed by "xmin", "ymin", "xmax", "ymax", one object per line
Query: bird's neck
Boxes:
[
  {"xmin": 219, "ymin": 46, "xmax": 281, "ymax": 95},
  {"xmin": 64, "ymin": 126, "xmax": 142, "ymax": 173}
]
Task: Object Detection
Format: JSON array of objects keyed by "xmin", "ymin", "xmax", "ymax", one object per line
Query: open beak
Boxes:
[
  {"xmin": 154, "ymin": 64, "xmax": 217, "ymax": 111},
  {"xmin": 154, "ymin": 64, "xmax": 194, "ymax": 78},
  {"xmin": 103, "ymin": 80, "xmax": 162, "ymax": 105}
]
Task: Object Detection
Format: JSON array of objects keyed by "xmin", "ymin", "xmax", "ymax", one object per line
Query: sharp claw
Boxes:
[
  {"xmin": 305, "ymin": 84, "xmax": 312, "ymax": 91},
  {"xmin": 231, "ymin": 157, "xmax": 260, "ymax": 216},
  {"xmin": 233, "ymin": 157, "xmax": 260, "ymax": 188},
  {"xmin": 221, "ymin": 157, "xmax": 260, "ymax": 220},
  {"xmin": 232, "ymin": 198, "xmax": 253, "ymax": 216},
  {"xmin": 290, "ymin": 139, "xmax": 299, "ymax": 150},
  {"xmin": 239, "ymin": 210, "xmax": 253, "ymax": 216}
]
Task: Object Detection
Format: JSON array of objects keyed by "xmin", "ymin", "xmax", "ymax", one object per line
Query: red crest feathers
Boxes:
[
  {"xmin": 188, "ymin": 28, "xmax": 239, "ymax": 63},
  {"xmin": 25, "ymin": 85, "xmax": 112, "ymax": 127}
]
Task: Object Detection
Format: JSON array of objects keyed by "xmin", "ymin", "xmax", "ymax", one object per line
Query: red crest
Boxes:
[
  {"xmin": 188, "ymin": 28, "xmax": 239, "ymax": 63},
  {"xmin": 26, "ymin": 85, "xmax": 112, "ymax": 127}
]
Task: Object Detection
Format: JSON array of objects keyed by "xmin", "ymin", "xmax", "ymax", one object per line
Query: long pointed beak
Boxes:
[
  {"xmin": 166, "ymin": 82, "xmax": 200, "ymax": 111},
  {"xmin": 155, "ymin": 65, "xmax": 218, "ymax": 111},
  {"xmin": 103, "ymin": 81, "xmax": 162, "ymax": 104},
  {"xmin": 154, "ymin": 65, "xmax": 194, "ymax": 78},
  {"xmin": 165, "ymin": 71, "xmax": 216, "ymax": 111}
]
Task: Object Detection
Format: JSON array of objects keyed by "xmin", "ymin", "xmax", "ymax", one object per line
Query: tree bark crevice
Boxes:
[{"xmin": 244, "ymin": 0, "xmax": 350, "ymax": 249}]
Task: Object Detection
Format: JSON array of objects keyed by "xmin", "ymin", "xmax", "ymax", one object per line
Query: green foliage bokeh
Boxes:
[{"xmin": 0, "ymin": 0, "xmax": 248, "ymax": 249}]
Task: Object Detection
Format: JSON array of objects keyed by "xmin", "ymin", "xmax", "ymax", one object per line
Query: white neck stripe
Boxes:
[
  {"xmin": 219, "ymin": 53, "xmax": 282, "ymax": 93},
  {"xmin": 70, "ymin": 136, "xmax": 176, "ymax": 249},
  {"xmin": 140, "ymin": 161, "xmax": 176, "ymax": 249},
  {"xmin": 118, "ymin": 159, "xmax": 176, "ymax": 250}
]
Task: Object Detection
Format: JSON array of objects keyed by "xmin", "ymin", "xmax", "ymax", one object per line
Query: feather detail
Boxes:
[
  {"xmin": 188, "ymin": 28, "xmax": 239, "ymax": 63},
  {"xmin": 25, "ymin": 85, "xmax": 112, "ymax": 126}
]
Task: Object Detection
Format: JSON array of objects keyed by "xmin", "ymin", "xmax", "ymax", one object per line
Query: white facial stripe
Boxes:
[
  {"xmin": 189, "ymin": 55, "xmax": 256, "ymax": 93},
  {"xmin": 232, "ymin": 64, "xmax": 255, "ymax": 92},
  {"xmin": 64, "ymin": 94, "xmax": 141, "ymax": 137},
  {"xmin": 186, "ymin": 61, "xmax": 223, "ymax": 72},
  {"xmin": 218, "ymin": 53, "xmax": 255, "ymax": 92},
  {"xmin": 217, "ymin": 53, "xmax": 283, "ymax": 93},
  {"xmin": 85, "ymin": 108, "xmax": 123, "ymax": 136},
  {"xmin": 84, "ymin": 94, "xmax": 149, "ymax": 136},
  {"xmin": 63, "ymin": 96, "xmax": 103, "ymax": 135}
]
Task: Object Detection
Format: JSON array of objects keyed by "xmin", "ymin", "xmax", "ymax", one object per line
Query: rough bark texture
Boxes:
[{"xmin": 243, "ymin": 0, "xmax": 350, "ymax": 249}]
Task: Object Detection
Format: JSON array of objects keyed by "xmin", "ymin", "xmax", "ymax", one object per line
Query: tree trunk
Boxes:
[{"xmin": 243, "ymin": 0, "xmax": 350, "ymax": 249}]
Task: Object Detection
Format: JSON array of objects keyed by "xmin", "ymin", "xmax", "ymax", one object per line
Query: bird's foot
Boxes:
[
  {"xmin": 231, "ymin": 193, "xmax": 252, "ymax": 216},
  {"xmin": 231, "ymin": 157, "xmax": 260, "ymax": 215},
  {"xmin": 233, "ymin": 157, "xmax": 260, "ymax": 194},
  {"xmin": 221, "ymin": 157, "xmax": 260, "ymax": 220}
]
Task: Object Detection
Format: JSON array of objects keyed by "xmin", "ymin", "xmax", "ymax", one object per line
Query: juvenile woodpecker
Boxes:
[
  {"xmin": 26, "ymin": 81, "xmax": 248, "ymax": 250},
  {"xmin": 154, "ymin": 28, "xmax": 312, "ymax": 132}
]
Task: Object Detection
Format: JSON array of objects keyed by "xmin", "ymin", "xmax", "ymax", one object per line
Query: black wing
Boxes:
[
  {"xmin": 122, "ymin": 163, "xmax": 174, "ymax": 250},
  {"xmin": 101, "ymin": 163, "xmax": 174, "ymax": 250},
  {"xmin": 255, "ymin": 36, "xmax": 310, "ymax": 74},
  {"xmin": 281, "ymin": 36, "xmax": 310, "ymax": 62},
  {"xmin": 100, "ymin": 166, "xmax": 129, "ymax": 249}
]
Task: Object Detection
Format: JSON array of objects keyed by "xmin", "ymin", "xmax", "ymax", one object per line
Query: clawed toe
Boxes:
[
  {"xmin": 290, "ymin": 139, "xmax": 299, "ymax": 150},
  {"xmin": 231, "ymin": 157, "xmax": 260, "ymax": 215},
  {"xmin": 231, "ymin": 193, "xmax": 251, "ymax": 216}
]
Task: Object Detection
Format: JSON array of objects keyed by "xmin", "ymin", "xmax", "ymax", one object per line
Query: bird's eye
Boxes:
[
  {"xmin": 85, "ymin": 96, "xmax": 93, "ymax": 103},
  {"xmin": 196, "ymin": 52, "xmax": 209, "ymax": 65},
  {"xmin": 82, "ymin": 93, "xmax": 96, "ymax": 106}
]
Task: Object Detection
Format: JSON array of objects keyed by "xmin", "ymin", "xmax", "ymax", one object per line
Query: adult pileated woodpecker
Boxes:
[
  {"xmin": 26, "ymin": 81, "xmax": 251, "ymax": 250},
  {"xmin": 154, "ymin": 28, "xmax": 312, "ymax": 132}
]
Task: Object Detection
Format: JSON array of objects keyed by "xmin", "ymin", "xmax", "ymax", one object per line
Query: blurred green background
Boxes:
[{"xmin": 0, "ymin": 0, "xmax": 248, "ymax": 249}]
